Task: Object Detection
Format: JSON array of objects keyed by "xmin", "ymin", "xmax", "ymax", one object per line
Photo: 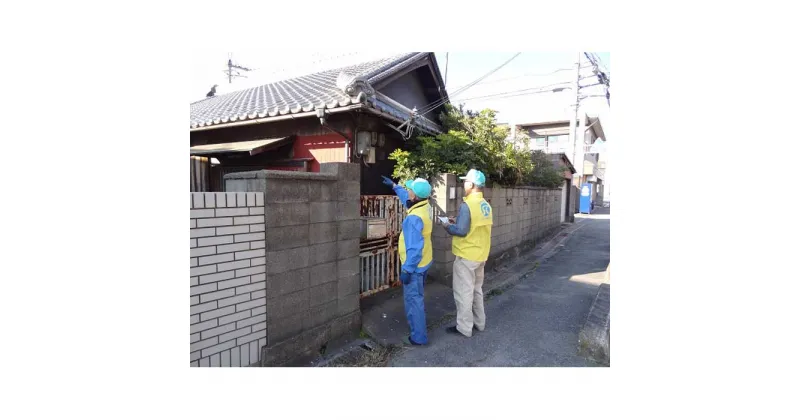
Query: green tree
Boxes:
[
  {"xmin": 390, "ymin": 103, "xmax": 566, "ymax": 188},
  {"xmin": 526, "ymin": 150, "xmax": 565, "ymax": 188}
]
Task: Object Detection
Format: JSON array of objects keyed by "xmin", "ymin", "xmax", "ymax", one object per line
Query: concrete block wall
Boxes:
[
  {"xmin": 569, "ymin": 185, "xmax": 577, "ymax": 222},
  {"xmin": 190, "ymin": 191, "xmax": 267, "ymax": 367},
  {"xmin": 486, "ymin": 186, "xmax": 562, "ymax": 257},
  {"xmin": 223, "ymin": 163, "xmax": 361, "ymax": 366},
  {"xmin": 429, "ymin": 174, "xmax": 459, "ymax": 286},
  {"xmin": 573, "ymin": 185, "xmax": 580, "ymax": 214},
  {"xmin": 428, "ymin": 174, "xmax": 564, "ymax": 287}
]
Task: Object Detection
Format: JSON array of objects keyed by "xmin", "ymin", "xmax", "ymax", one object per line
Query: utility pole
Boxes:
[
  {"xmin": 444, "ymin": 52, "xmax": 449, "ymax": 87},
  {"xmin": 224, "ymin": 53, "xmax": 253, "ymax": 84},
  {"xmin": 569, "ymin": 52, "xmax": 582, "ymax": 186}
]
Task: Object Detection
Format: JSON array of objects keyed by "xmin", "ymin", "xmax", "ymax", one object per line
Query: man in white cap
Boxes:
[{"xmin": 440, "ymin": 169, "xmax": 493, "ymax": 337}]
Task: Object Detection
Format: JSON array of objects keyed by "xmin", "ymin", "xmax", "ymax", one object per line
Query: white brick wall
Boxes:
[{"xmin": 190, "ymin": 192, "xmax": 267, "ymax": 367}]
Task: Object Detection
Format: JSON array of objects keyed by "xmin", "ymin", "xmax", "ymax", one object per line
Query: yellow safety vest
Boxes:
[
  {"xmin": 398, "ymin": 200, "xmax": 433, "ymax": 268},
  {"xmin": 452, "ymin": 192, "xmax": 493, "ymax": 262}
]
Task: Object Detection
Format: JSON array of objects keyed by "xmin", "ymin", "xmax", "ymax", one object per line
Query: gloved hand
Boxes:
[
  {"xmin": 400, "ymin": 270, "xmax": 412, "ymax": 285},
  {"xmin": 381, "ymin": 176, "xmax": 395, "ymax": 187}
]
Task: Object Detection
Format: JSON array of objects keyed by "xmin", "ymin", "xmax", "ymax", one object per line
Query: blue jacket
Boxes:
[{"xmin": 393, "ymin": 185, "xmax": 431, "ymax": 274}]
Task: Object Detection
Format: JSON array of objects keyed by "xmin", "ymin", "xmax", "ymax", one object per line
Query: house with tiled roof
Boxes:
[{"xmin": 190, "ymin": 52, "xmax": 448, "ymax": 193}]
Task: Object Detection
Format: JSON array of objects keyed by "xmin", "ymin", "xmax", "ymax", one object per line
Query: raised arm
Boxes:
[
  {"xmin": 382, "ymin": 175, "xmax": 410, "ymax": 209},
  {"xmin": 392, "ymin": 185, "xmax": 410, "ymax": 209}
]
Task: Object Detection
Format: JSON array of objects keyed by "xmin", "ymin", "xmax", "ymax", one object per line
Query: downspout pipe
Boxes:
[{"xmin": 317, "ymin": 108, "xmax": 353, "ymax": 163}]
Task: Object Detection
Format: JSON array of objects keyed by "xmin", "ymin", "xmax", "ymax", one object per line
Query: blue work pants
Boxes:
[{"xmin": 403, "ymin": 270, "xmax": 429, "ymax": 344}]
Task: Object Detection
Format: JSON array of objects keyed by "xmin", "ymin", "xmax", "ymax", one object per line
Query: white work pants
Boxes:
[{"xmin": 452, "ymin": 256, "xmax": 486, "ymax": 337}]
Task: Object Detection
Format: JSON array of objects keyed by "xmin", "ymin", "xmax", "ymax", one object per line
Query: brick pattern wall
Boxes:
[
  {"xmin": 223, "ymin": 163, "xmax": 362, "ymax": 366},
  {"xmin": 190, "ymin": 192, "xmax": 267, "ymax": 367}
]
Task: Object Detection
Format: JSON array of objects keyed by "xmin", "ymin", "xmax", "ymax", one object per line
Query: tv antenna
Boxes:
[{"xmin": 224, "ymin": 53, "xmax": 253, "ymax": 84}]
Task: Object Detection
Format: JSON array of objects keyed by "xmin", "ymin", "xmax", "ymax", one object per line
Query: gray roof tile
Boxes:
[{"xmin": 191, "ymin": 52, "xmax": 435, "ymax": 130}]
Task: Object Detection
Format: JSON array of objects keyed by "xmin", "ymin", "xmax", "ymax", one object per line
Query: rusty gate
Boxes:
[{"xmin": 359, "ymin": 195, "xmax": 405, "ymax": 297}]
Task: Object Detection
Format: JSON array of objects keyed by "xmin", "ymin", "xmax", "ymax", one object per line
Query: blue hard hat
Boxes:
[
  {"xmin": 460, "ymin": 169, "xmax": 486, "ymax": 186},
  {"xmin": 404, "ymin": 178, "xmax": 432, "ymax": 199}
]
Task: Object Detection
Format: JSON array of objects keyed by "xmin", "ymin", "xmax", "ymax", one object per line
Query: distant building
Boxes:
[{"xmin": 513, "ymin": 115, "xmax": 608, "ymax": 206}]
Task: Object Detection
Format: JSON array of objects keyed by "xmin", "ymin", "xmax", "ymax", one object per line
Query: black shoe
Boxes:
[{"xmin": 446, "ymin": 326, "xmax": 461, "ymax": 335}]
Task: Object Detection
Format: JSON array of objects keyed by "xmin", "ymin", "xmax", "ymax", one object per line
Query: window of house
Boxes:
[
  {"xmin": 546, "ymin": 135, "xmax": 569, "ymax": 150},
  {"xmin": 535, "ymin": 137, "xmax": 546, "ymax": 147}
]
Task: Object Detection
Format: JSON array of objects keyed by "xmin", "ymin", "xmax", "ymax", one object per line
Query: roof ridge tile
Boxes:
[{"xmin": 190, "ymin": 52, "xmax": 429, "ymax": 129}]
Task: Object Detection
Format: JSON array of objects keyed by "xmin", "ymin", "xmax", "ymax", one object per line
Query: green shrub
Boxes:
[{"xmin": 390, "ymin": 104, "xmax": 565, "ymax": 188}]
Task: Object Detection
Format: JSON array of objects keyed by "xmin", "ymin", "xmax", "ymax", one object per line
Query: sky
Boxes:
[{"xmin": 190, "ymin": 51, "xmax": 610, "ymax": 132}]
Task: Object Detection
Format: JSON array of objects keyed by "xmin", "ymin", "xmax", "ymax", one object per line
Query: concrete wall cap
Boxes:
[{"xmin": 224, "ymin": 170, "xmax": 337, "ymax": 182}]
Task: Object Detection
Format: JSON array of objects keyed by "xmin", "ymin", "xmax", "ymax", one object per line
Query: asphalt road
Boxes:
[{"xmin": 389, "ymin": 214, "xmax": 610, "ymax": 367}]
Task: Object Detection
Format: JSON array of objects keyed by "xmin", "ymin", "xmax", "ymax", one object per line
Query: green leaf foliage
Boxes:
[
  {"xmin": 390, "ymin": 104, "xmax": 565, "ymax": 188},
  {"xmin": 526, "ymin": 150, "xmax": 566, "ymax": 189}
]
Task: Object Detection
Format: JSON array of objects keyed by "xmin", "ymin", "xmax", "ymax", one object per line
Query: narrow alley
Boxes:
[{"xmin": 389, "ymin": 211, "xmax": 610, "ymax": 367}]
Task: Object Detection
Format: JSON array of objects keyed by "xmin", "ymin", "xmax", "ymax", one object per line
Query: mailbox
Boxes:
[{"xmin": 360, "ymin": 217, "xmax": 388, "ymax": 239}]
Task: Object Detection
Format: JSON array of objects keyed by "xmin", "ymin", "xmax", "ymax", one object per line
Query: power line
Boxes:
[
  {"xmin": 451, "ymin": 81, "xmax": 572, "ymax": 102},
  {"xmin": 419, "ymin": 58, "xmax": 597, "ymax": 123},
  {"xmin": 582, "ymin": 52, "xmax": 610, "ymax": 106},
  {"xmin": 420, "ymin": 52, "xmax": 521, "ymax": 114},
  {"xmin": 428, "ymin": 73, "xmax": 605, "ymax": 107},
  {"xmin": 456, "ymin": 88, "xmax": 569, "ymax": 103},
  {"xmin": 388, "ymin": 53, "xmax": 523, "ymax": 140},
  {"xmin": 447, "ymin": 64, "xmax": 594, "ymax": 92},
  {"xmin": 400, "ymin": 53, "xmax": 603, "ymax": 137},
  {"xmin": 583, "ymin": 53, "xmax": 609, "ymax": 81},
  {"xmin": 422, "ymin": 72, "xmax": 599, "ymax": 109},
  {"xmin": 591, "ymin": 53, "xmax": 609, "ymax": 73},
  {"xmin": 448, "ymin": 67, "xmax": 573, "ymax": 90},
  {"xmin": 416, "ymin": 52, "xmax": 522, "ymax": 116}
]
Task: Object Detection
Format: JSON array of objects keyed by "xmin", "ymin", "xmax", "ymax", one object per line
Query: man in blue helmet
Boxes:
[{"xmin": 382, "ymin": 175, "xmax": 433, "ymax": 346}]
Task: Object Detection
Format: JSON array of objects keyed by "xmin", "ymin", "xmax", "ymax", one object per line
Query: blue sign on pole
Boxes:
[{"xmin": 580, "ymin": 183, "xmax": 592, "ymax": 214}]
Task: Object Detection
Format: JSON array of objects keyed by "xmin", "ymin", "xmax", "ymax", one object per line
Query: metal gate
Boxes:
[{"xmin": 359, "ymin": 195, "xmax": 405, "ymax": 297}]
